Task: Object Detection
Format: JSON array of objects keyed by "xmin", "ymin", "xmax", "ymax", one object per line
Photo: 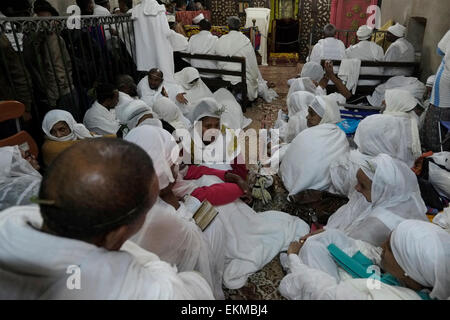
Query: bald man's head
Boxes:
[{"xmin": 39, "ymin": 138, "xmax": 158, "ymax": 241}]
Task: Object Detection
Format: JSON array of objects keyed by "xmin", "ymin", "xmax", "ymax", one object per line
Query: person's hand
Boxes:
[
  {"xmin": 176, "ymin": 92, "xmax": 188, "ymax": 104},
  {"xmin": 300, "ymin": 229, "xmax": 325, "ymax": 243},
  {"xmin": 287, "ymin": 241, "xmax": 303, "ymax": 255},
  {"xmin": 324, "ymin": 60, "xmax": 334, "ymax": 78},
  {"xmin": 161, "ymin": 87, "xmax": 169, "ymax": 97},
  {"xmin": 237, "ymin": 178, "xmax": 252, "ymax": 204}
]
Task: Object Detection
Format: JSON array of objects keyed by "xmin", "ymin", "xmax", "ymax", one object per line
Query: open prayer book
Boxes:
[{"xmin": 193, "ymin": 201, "xmax": 218, "ymax": 231}]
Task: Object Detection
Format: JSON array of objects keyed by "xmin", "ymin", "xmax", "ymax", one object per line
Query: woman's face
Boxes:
[
  {"xmin": 355, "ymin": 169, "xmax": 372, "ymax": 202},
  {"xmin": 201, "ymin": 116, "xmax": 221, "ymax": 145},
  {"xmin": 306, "ymin": 106, "xmax": 322, "ymax": 127},
  {"xmin": 50, "ymin": 121, "xmax": 71, "ymax": 138}
]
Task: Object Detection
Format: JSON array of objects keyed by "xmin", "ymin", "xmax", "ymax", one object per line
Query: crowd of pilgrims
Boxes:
[{"xmin": 0, "ymin": 0, "xmax": 450, "ymax": 300}]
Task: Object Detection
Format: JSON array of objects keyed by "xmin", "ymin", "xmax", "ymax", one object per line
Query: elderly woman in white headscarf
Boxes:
[
  {"xmin": 124, "ymin": 125, "xmax": 225, "ymax": 299},
  {"xmin": 306, "ymin": 95, "xmax": 343, "ymax": 128},
  {"xmin": 287, "ymin": 77, "xmax": 325, "ymax": 99},
  {"xmin": 383, "ymin": 88, "xmax": 422, "ymax": 163},
  {"xmin": 0, "ymin": 146, "xmax": 41, "ymax": 211},
  {"xmin": 280, "ymin": 219, "xmax": 450, "ymax": 300},
  {"xmin": 287, "ymin": 62, "xmax": 325, "ymax": 87},
  {"xmin": 116, "ymin": 99, "xmax": 162, "ymax": 137},
  {"xmin": 330, "ymin": 113, "xmax": 418, "ymax": 196},
  {"xmin": 151, "ymin": 97, "xmax": 192, "ymax": 130},
  {"xmin": 41, "ymin": 109, "xmax": 96, "ymax": 167},
  {"xmin": 325, "ymin": 154, "xmax": 428, "ymax": 246}
]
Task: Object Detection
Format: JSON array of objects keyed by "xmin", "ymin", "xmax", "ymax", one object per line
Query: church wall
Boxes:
[{"xmin": 380, "ymin": 0, "xmax": 450, "ymax": 80}]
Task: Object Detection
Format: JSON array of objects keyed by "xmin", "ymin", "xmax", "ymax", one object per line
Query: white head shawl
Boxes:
[
  {"xmin": 287, "ymin": 91, "xmax": 315, "ymax": 117},
  {"xmin": 388, "ymin": 23, "xmax": 406, "ymax": 38},
  {"xmin": 153, "ymin": 97, "xmax": 191, "ymax": 130},
  {"xmin": 174, "ymin": 67, "xmax": 213, "ymax": 104},
  {"xmin": 0, "ymin": 146, "xmax": 41, "ymax": 210},
  {"xmin": 384, "ymin": 89, "xmax": 422, "ymax": 159},
  {"xmin": 187, "ymin": 97, "xmax": 224, "ymax": 123},
  {"xmin": 356, "ymin": 25, "xmax": 373, "ymax": 41},
  {"xmin": 300, "ymin": 62, "xmax": 325, "ymax": 83},
  {"xmin": 192, "ymin": 13, "xmax": 205, "ymax": 24},
  {"xmin": 354, "ymin": 114, "xmax": 411, "ymax": 164},
  {"xmin": 125, "ymin": 125, "xmax": 180, "ymax": 189},
  {"xmin": 327, "ymin": 154, "xmax": 427, "ymax": 246},
  {"xmin": 437, "ymin": 29, "xmax": 450, "ymax": 55},
  {"xmin": 118, "ymin": 99, "xmax": 154, "ymax": 129},
  {"xmin": 310, "ymin": 96, "xmax": 342, "ymax": 125},
  {"xmin": 140, "ymin": 0, "xmax": 166, "ymax": 16},
  {"xmin": 287, "ymin": 77, "xmax": 317, "ymax": 98},
  {"xmin": 42, "ymin": 110, "xmax": 92, "ymax": 142},
  {"xmin": 391, "ymin": 220, "xmax": 450, "ymax": 300}
]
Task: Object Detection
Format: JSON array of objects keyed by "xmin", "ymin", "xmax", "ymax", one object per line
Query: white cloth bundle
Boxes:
[
  {"xmin": 280, "ymin": 124, "xmax": 350, "ymax": 195},
  {"xmin": 213, "ymin": 88, "xmax": 252, "ymax": 129},
  {"xmin": 152, "ymin": 97, "xmax": 191, "ymax": 130},
  {"xmin": 368, "ymin": 76, "xmax": 426, "ymax": 107},
  {"xmin": 338, "ymin": 58, "xmax": 361, "ymax": 95},
  {"xmin": 42, "ymin": 110, "xmax": 93, "ymax": 141},
  {"xmin": 83, "ymin": 101, "xmax": 120, "ymax": 135}
]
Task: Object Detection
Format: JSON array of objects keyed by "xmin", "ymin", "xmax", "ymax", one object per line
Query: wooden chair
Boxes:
[{"xmin": 0, "ymin": 100, "xmax": 39, "ymax": 157}]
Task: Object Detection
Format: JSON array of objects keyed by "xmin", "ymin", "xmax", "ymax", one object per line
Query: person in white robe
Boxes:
[
  {"xmin": 383, "ymin": 89, "xmax": 422, "ymax": 163},
  {"xmin": 0, "ymin": 146, "xmax": 41, "ymax": 211},
  {"xmin": 152, "ymin": 97, "xmax": 192, "ymax": 130},
  {"xmin": 132, "ymin": 0, "xmax": 176, "ymax": 82},
  {"xmin": 367, "ymin": 75, "xmax": 426, "ymax": 107},
  {"xmin": 137, "ymin": 68, "xmax": 187, "ymax": 109},
  {"xmin": 173, "ymin": 99, "xmax": 312, "ymax": 289},
  {"xmin": 308, "ymin": 24, "xmax": 346, "ymax": 76},
  {"xmin": 280, "ymin": 220, "xmax": 450, "ymax": 300},
  {"xmin": 330, "ymin": 114, "xmax": 418, "ymax": 196},
  {"xmin": 325, "ymin": 154, "xmax": 428, "ymax": 246},
  {"xmin": 280, "ymin": 122, "xmax": 349, "ymax": 196},
  {"xmin": 117, "ymin": 99, "xmax": 162, "ymax": 136},
  {"xmin": 174, "ymin": 67, "xmax": 252, "ymax": 128},
  {"xmin": 0, "ymin": 138, "xmax": 214, "ymax": 300},
  {"xmin": 214, "ymin": 16, "xmax": 260, "ymax": 102},
  {"xmin": 186, "ymin": 19, "xmax": 219, "ymax": 78},
  {"xmin": 124, "ymin": 125, "xmax": 226, "ymax": 299},
  {"xmin": 344, "ymin": 25, "xmax": 384, "ymax": 86},
  {"xmin": 287, "ymin": 77, "xmax": 325, "ymax": 99},
  {"xmin": 287, "ymin": 61, "xmax": 325, "ymax": 87},
  {"xmin": 384, "ymin": 23, "xmax": 416, "ymax": 76},
  {"xmin": 83, "ymin": 84, "xmax": 121, "ymax": 135}
]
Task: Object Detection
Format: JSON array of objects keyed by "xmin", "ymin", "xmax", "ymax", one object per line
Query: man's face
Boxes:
[
  {"xmin": 355, "ymin": 169, "xmax": 372, "ymax": 202},
  {"xmin": 386, "ymin": 31, "xmax": 398, "ymax": 43},
  {"xmin": 51, "ymin": 121, "xmax": 72, "ymax": 138},
  {"xmin": 201, "ymin": 116, "xmax": 221, "ymax": 145},
  {"xmin": 110, "ymin": 90, "xmax": 119, "ymax": 108},
  {"xmin": 306, "ymin": 107, "xmax": 321, "ymax": 128},
  {"xmin": 148, "ymin": 73, "xmax": 163, "ymax": 90},
  {"xmin": 119, "ymin": 0, "xmax": 128, "ymax": 13},
  {"xmin": 20, "ymin": 148, "xmax": 40, "ymax": 171}
]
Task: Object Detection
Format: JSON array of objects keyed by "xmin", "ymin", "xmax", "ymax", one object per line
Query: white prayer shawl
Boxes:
[
  {"xmin": 115, "ymin": 91, "xmax": 136, "ymax": 124},
  {"xmin": 338, "ymin": 58, "xmax": 361, "ymax": 95},
  {"xmin": 433, "ymin": 207, "xmax": 450, "ymax": 233},
  {"xmin": 326, "ymin": 154, "xmax": 428, "ymax": 246},
  {"xmin": 391, "ymin": 220, "xmax": 450, "ymax": 300},
  {"xmin": 42, "ymin": 110, "xmax": 93, "ymax": 142},
  {"xmin": 137, "ymin": 76, "xmax": 185, "ymax": 109},
  {"xmin": 83, "ymin": 101, "xmax": 120, "ymax": 135},
  {"xmin": 431, "ymin": 30, "xmax": 450, "ymax": 108},
  {"xmin": 168, "ymin": 30, "xmax": 188, "ymax": 52},
  {"xmin": 384, "ymin": 38, "xmax": 416, "ymax": 76},
  {"xmin": 428, "ymin": 152, "xmax": 450, "ymax": 199},
  {"xmin": 152, "ymin": 97, "xmax": 191, "ymax": 130},
  {"xmin": 279, "ymin": 228, "xmax": 424, "ymax": 300},
  {"xmin": 384, "ymin": 89, "xmax": 422, "ymax": 161},
  {"xmin": 132, "ymin": 0, "xmax": 175, "ymax": 82},
  {"xmin": 367, "ymin": 76, "xmax": 426, "ymax": 107},
  {"xmin": 118, "ymin": 99, "xmax": 155, "ymax": 130},
  {"xmin": 310, "ymin": 95, "xmax": 343, "ymax": 125},
  {"xmin": 300, "ymin": 62, "xmax": 325, "ymax": 82},
  {"xmin": 287, "ymin": 91, "xmax": 315, "ymax": 117},
  {"xmin": 0, "ymin": 146, "xmax": 41, "ymax": 211},
  {"xmin": 215, "ymin": 30, "xmax": 259, "ymax": 101},
  {"xmin": 213, "ymin": 88, "xmax": 252, "ymax": 129},
  {"xmin": 287, "ymin": 77, "xmax": 318, "ymax": 99},
  {"xmin": 280, "ymin": 124, "xmax": 350, "ymax": 196},
  {"xmin": 174, "ymin": 67, "xmax": 214, "ymax": 115},
  {"xmin": 309, "ymin": 37, "xmax": 346, "ymax": 63},
  {"xmin": 0, "ymin": 205, "xmax": 214, "ymax": 299},
  {"xmin": 257, "ymin": 68, "xmax": 279, "ymax": 103},
  {"xmin": 345, "ymin": 40, "xmax": 384, "ymax": 86},
  {"xmin": 186, "ymin": 30, "xmax": 219, "ymax": 78}
]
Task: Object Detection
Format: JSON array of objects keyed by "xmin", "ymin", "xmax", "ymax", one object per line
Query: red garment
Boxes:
[{"xmin": 185, "ymin": 165, "xmax": 245, "ymax": 205}]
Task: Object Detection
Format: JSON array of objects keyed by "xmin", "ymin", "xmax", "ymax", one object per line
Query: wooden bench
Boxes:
[
  {"xmin": 173, "ymin": 51, "xmax": 249, "ymax": 112},
  {"xmin": 321, "ymin": 59, "xmax": 421, "ymax": 96}
]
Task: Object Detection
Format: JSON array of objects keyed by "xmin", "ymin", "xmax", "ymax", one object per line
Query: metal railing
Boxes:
[{"xmin": 0, "ymin": 14, "xmax": 137, "ymax": 124}]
